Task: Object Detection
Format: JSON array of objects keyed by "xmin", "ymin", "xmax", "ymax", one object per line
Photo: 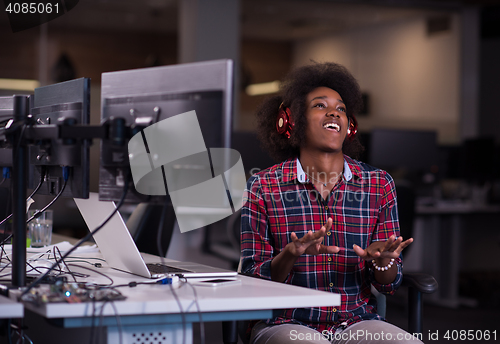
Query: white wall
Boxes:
[{"xmin": 293, "ymin": 14, "xmax": 461, "ymax": 144}]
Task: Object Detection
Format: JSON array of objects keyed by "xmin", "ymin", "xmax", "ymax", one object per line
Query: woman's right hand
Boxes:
[
  {"xmin": 271, "ymin": 217, "xmax": 339, "ymax": 282},
  {"xmin": 288, "ymin": 217, "xmax": 340, "ymax": 257}
]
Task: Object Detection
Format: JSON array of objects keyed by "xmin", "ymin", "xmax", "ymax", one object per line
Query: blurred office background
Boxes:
[{"xmin": 1, "ymin": 0, "xmax": 499, "ymax": 341}]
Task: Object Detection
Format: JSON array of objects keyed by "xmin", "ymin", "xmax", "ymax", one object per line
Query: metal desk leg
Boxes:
[{"xmin": 423, "ymin": 214, "xmax": 477, "ymax": 308}]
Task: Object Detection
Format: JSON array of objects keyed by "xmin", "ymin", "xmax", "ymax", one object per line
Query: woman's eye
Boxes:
[
  {"xmin": 313, "ymin": 103, "xmax": 326, "ymax": 108},
  {"xmin": 338, "ymin": 107, "xmax": 346, "ymax": 112}
]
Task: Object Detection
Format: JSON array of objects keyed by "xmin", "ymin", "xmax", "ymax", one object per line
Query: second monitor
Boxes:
[
  {"xmin": 28, "ymin": 78, "xmax": 91, "ymax": 199},
  {"xmin": 99, "ymin": 59, "xmax": 234, "ymax": 203}
]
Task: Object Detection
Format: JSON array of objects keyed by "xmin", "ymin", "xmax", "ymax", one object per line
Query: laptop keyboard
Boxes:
[{"xmin": 146, "ymin": 263, "xmax": 192, "ymax": 274}]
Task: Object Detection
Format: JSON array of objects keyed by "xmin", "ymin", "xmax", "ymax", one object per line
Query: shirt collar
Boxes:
[{"xmin": 295, "ymin": 157, "xmax": 352, "ymax": 184}]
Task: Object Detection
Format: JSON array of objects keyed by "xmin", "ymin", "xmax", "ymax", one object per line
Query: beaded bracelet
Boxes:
[{"xmin": 371, "ymin": 258, "xmax": 395, "ymax": 271}]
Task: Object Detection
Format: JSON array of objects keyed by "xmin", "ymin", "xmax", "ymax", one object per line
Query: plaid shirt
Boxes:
[{"xmin": 241, "ymin": 155, "xmax": 403, "ymax": 333}]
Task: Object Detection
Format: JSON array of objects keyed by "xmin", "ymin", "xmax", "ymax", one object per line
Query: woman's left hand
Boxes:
[{"xmin": 352, "ymin": 235, "xmax": 413, "ymax": 261}]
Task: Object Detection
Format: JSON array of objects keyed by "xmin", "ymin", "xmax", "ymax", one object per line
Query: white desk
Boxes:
[
  {"xmin": 8, "ymin": 245, "xmax": 340, "ymax": 344},
  {"xmin": 412, "ymin": 202, "xmax": 500, "ymax": 308},
  {"xmin": 0, "ymin": 294, "xmax": 23, "ymax": 318},
  {"xmin": 416, "ymin": 202, "xmax": 500, "ymax": 215}
]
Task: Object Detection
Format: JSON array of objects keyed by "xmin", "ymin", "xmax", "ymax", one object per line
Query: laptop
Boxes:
[{"xmin": 74, "ymin": 193, "xmax": 238, "ymax": 279}]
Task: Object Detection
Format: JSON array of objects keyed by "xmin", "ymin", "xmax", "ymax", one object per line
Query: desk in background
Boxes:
[{"xmin": 408, "ymin": 201, "xmax": 500, "ymax": 308}]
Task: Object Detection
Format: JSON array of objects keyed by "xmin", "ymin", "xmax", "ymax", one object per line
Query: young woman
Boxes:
[{"xmin": 240, "ymin": 62, "xmax": 421, "ymax": 343}]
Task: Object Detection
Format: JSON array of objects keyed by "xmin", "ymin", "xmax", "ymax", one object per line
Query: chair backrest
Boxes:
[
  {"xmin": 126, "ymin": 202, "xmax": 176, "ymax": 256},
  {"xmin": 371, "ymin": 285, "xmax": 386, "ymax": 318},
  {"xmin": 231, "ymin": 131, "xmax": 276, "ymax": 176},
  {"xmin": 395, "ymin": 183, "xmax": 416, "ymax": 244}
]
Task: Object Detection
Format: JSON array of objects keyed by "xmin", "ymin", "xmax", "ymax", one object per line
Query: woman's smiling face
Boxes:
[{"xmin": 302, "ymin": 86, "xmax": 349, "ymax": 154}]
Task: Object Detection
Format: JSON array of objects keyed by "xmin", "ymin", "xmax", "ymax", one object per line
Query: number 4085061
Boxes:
[
  {"xmin": 5, "ymin": 2, "xmax": 59, "ymax": 14},
  {"xmin": 444, "ymin": 330, "xmax": 497, "ymax": 341}
]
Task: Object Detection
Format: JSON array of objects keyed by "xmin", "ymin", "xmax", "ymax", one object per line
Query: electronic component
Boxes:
[{"xmin": 20, "ymin": 281, "xmax": 126, "ymax": 305}]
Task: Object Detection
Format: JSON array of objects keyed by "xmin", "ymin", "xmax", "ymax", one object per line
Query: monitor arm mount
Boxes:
[{"xmin": 3, "ymin": 95, "xmax": 147, "ymax": 288}]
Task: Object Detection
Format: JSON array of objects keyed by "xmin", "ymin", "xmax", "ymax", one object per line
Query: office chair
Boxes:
[
  {"xmin": 395, "ymin": 183, "xmax": 415, "ymax": 251},
  {"xmin": 126, "ymin": 202, "xmax": 176, "ymax": 257},
  {"xmin": 222, "ymin": 270, "xmax": 437, "ymax": 344},
  {"xmin": 221, "ymin": 199, "xmax": 438, "ymax": 344}
]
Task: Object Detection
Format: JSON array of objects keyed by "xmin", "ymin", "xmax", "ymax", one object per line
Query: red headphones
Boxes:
[
  {"xmin": 276, "ymin": 103, "xmax": 294, "ymax": 138},
  {"xmin": 347, "ymin": 115, "xmax": 358, "ymax": 141},
  {"xmin": 276, "ymin": 102, "xmax": 358, "ymax": 140}
]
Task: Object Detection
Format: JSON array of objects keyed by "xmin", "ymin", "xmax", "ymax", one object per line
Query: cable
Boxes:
[
  {"xmin": 0, "ymin": 168, "xmax": 67, "ymax": 258},
  {"xmin": 0, "ymin": 234, "xmax": 11, "ymax": 248},
  {"xmin": 64, "ymin": 264, "xmax": 114, "ymax": 287},
  {"xmin": 109, "ymin": 301, "xmax": 123, "ymax": 344},
  {"xmin": 57, "ymin": 258, "xmax": 106, "ymax": 267},
  {"xmin": 61, "ymin": 256, "xmax": 106, "ymax": 263},
  {"xmin": 168, "ymin": 282, "xmax": 186, "ymax": 344},
  {"xmin": 26, "ymin": 167, "xmax": 68, "ymax": 224},
  {"xmin": 185, "ymin": 280, "xmax": 206, "ymax": 344},
  {"xmin": 156, "ymin": 168, "xmax": 190, "ymax": 344},
  {"xmin": 0, "ymin": 148, "xmax": 45, "ymax": 258},
  {"xmin": 156, "ymin": 196, "xmax": 170, "ymax": 258},
  {"xmin": 0, "ymin": 171, "xmax": 12, "ymax": 246},
  {"xmin": 0, "ymin": 234, "xmax": 12, "ymax": 247},
  {"xmin": 0, "ymin": 166, "xmax": 46, "ymax": 228},
  {"xmin": 155, "ymin": 163, "xmax": 170, "ymax": 261},
  {"xmin": 155, "ymin": 164, "xmax": 189, "ymax": 340},
  {"xmin": 7, "ymin": 318, "xmax": 12, "ymax": 344},
  {"xmin": 97, "ymin": 300, "xmax": 109, "ymax": 344},
  {"xmin": 52, "ymin": 245, "xmax": 78, "ymax": 283},
  {"xmin": 19, "ymin": 171, "xmax": 130, "ymax": 299},
  {"xmin": 88, "ymin": 290, "xmax": 126, "ymax": 344},
  {"xmin": 28, "ymin": 166, "xmax": 46, "ymax": 199},
  {"xmin": 2, "ymin": 167, "xmax": 10, "ymax": 180},
  {"xmin": 9, "ymin": 319, "xmax": 33, "ymax": 344},
  {"xmin": 89, "ymin": 295, "xmax": 97, "ymax": 344}
]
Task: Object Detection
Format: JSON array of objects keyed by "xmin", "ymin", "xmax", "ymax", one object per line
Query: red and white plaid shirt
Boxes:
[{"xmin": 241, "ymin": 155, "xmax": 403, "ymax": 332}]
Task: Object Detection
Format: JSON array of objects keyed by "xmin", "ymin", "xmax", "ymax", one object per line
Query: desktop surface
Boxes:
[
  {"xmin": 7, "ymin": 240, "xmax": 340, "ymax": 319},
  {"xmin": 3, "ymin": 240, "xmax": 341, "ymax": 344},
  {"xmin": 0, "ymin": 294, "xmax": 23, "ymax": 318}
]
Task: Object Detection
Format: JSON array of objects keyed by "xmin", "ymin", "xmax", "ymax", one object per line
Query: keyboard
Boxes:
[{"xmin": 146, "ymin": 263, "xmax": 192, "ymax": 274}]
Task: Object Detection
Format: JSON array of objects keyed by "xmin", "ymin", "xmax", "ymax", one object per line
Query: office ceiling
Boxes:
[{"xmin": 0, "ymin": 0, "xmax": 493, "ymax": 40}]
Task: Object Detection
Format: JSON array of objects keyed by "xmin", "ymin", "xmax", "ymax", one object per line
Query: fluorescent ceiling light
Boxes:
[
  {"xmin": 246, "ymin": 80, "xmax": 281, "ymax": 96},
  {"xmin": 0, "ymin": 78, "xmax": 40, "ymax": 91}
]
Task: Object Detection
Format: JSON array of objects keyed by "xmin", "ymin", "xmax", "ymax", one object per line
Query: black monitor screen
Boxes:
[
  {"xmin": 0, "ymin": 96, "xmax": 14, "ymax": 121},
  {"xmin": 462, "ymin": 137, "xmax": 496, "ymax": 182},
  {"xmin": 0, "ymin": 96, "xmax": 14, "ymax": 170},
  {"xmin": 368, "ymin": 128, "xmax": 438, "ymax": 173}
]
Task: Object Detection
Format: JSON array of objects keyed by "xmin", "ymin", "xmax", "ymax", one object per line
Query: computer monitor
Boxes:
[
  {"xmin": 0, "ymin": 96, "xmax": 15, "ymax": 224},
  {"xmin": 0, "ymin": 95, "xmax": 25, "ymax": 190},
  {"xmin": 0, "ymin": 96, "xmax": 15, "ymax": 120},
  {"xmin": 99, "ymin": 59, "xmax": 234, "ymax": 203},
  {"xmin": 462, "ymin": 137, "xmax": 496, "ymax": 183},
  {"xmin": 368, "ymin": 128, "xmax": 438, "ymax": 175},
  {"xmin": 28, "ymin": 78, "xmax": 91, "ymax": 199},
  {"xmin": 0, "ymin": 96, "xmax": 14, "ymax": 171}
]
